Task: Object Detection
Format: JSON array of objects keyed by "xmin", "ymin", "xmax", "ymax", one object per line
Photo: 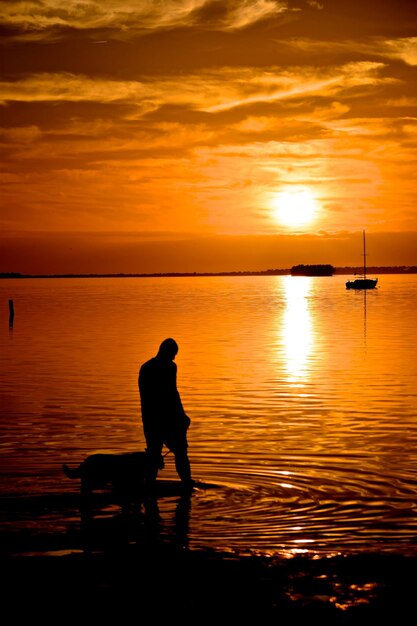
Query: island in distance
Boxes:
[{"xmin": 290, "ymin": 264, "xmax": 334, "ymax": 276}]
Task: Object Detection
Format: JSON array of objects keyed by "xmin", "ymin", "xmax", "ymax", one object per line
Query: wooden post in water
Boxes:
[{"xmin": 8, "ymin": 299, "xmax": 14, "ymax": 327}]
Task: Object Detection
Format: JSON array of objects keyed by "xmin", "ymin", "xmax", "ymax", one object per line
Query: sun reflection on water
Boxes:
[{"xmin": 281, "ymin": 276, "xmax": 313, "ymax": 383}]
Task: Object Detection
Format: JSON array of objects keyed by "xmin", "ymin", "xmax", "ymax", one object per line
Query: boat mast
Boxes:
[{"xmin": 363, "ymin": 230, "xmax": 366, "ymax": 278}]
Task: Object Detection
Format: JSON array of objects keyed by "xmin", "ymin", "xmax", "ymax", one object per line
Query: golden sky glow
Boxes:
[{"xmin": 1, "ymin": 1, "xmax": 417, "ymax": 272}]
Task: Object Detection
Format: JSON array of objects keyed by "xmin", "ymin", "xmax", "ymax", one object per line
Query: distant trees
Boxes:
[{"xmin": 290, "ymin": 264, "xmax": 334, "ymax": 276}]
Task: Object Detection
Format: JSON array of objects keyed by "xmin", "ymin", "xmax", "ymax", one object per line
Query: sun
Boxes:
[{"xmin": 272, "ymin": 188, "xmax": 319, "ymax": 228}]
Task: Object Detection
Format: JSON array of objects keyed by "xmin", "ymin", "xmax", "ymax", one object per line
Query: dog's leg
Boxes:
[{"xmin": 79, "ymin": 479, "xmax": 95, "ymax": 514}]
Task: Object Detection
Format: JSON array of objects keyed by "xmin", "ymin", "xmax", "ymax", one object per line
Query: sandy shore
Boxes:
[
  {"xmin": 1, "ymin": 487, "xmax": 415, "ymax": 622},
  {"xmin": 3, "ymin": 536, "xmax": 416, "ymax": 622}
]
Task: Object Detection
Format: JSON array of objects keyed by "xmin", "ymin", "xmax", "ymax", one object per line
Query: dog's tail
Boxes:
[{"xmin": 62, "ymin": 463, "xmax": 82, "ymax": 479}]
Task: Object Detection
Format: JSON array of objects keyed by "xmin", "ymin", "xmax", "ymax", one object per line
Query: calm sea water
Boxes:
[{"xmin": 1, "ymin": 275, "xmax": 417, "ymax": 558}]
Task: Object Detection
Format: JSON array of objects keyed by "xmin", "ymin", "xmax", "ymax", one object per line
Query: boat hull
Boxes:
[{"xmin": 346, "ymin": 278, "xmax": 378, "ymax": 290}]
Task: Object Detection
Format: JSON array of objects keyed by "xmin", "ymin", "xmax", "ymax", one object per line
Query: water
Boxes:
[{"xmin": 1, "ymin": 274, "xmax": 417, "ymax": 558}]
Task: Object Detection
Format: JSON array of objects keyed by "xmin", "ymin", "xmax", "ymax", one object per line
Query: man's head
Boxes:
[{"xmin": 157, "ymin": 338, "xmax": 179, "ymax": 360}]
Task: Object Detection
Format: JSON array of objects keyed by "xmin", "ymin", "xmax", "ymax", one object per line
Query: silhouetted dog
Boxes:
[{"xmin": 63, "ymin": 451, "xmax": 148, "ymax": 499}]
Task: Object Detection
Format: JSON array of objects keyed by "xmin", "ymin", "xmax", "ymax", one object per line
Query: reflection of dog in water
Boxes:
[{"xmin": 62, "ymin": 451, "xmax": 149, "ymax": 500}]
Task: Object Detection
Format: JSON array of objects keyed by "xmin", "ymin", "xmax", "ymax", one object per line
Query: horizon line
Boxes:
[{"xmin": 2, "ymin": 265, "xmax": 417, "ymax": 279}]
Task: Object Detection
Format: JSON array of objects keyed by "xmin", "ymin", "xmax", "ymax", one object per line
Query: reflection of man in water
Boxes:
[{"xmin": 138, "ymin": 338, "xmax": 193, "ymax": 489}]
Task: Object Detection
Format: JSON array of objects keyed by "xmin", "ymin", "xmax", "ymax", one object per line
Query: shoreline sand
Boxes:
[
  {"xmin": 2, "ymin": 483, "xmax": 416, "ymax": 622},
  {"xmin": 3, "ymin": 544, "xmax": 416, "ymax": 622}
]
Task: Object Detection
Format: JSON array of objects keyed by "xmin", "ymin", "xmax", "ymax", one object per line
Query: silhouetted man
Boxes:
[{"xmin": 138, "ymin": 338, "xmax": 193, "ymax": 490}]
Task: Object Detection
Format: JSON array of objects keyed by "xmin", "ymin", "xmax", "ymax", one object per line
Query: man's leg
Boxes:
[
  {"xmin": 145, "ymin": 437, "xmax": 163, "ymax": 488},
  {"xmin": 174, "ymin": 444, "xmax": 193, "ymax": 487}
]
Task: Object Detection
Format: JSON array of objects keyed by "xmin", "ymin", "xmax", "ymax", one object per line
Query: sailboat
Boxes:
[{"xmin": 346, "ymin": 231, "xmax": 378, "ymax": 290}]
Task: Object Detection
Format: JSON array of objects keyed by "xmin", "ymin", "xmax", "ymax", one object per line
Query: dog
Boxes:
[{"xmin": 62, "ymin": 451, "xmax": 150, "ymax": 500}]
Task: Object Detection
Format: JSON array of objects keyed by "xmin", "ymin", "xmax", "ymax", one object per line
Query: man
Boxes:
[{"xmin": 138, "ymin": 338, "xmax": 193, "ymax": 489}]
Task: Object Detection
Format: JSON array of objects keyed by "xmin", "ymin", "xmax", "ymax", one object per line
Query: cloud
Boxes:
[
  {"xmin": 220, "ymin": 0, "xmax": 287, "ymax": 30},
  {"xmin": 202, "ymin": 62, "xmax": 393, "ymax": 113},
  {"xmin": 0, "ymin": 124, "xmax": 42, "ymax": 143},
  {"xmin": 282, "ymin": 37, "xmax": 417, "ymax": 66},
  {"xmin": 382, "ymin": 37, "xmax": 417, "ymax": 66},
  {"xmin": 0, "ymin": 0, "xmax": 289, "ymax": 39},
  {"xmin": 0, "ymin": 73, "xmax": 148, "ymax": 105},
  {"xmin": 0, "ymin": 61, "xmax": 394, "ymax": 117}
]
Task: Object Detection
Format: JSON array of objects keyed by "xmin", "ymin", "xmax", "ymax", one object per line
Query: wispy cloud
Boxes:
[
  {"xmin": 0, "ymin": 61, "xmax": 394, "ymax": 114},
  {"xmin": 382, "ymin": 37, "xmax": 417, "ymax": 66},
  {"xmin": 282, "ymin": 37, "xmax": 417, "ymax": 66},
  {"xmin": 0, "ymin": 73, "xmax": 149, "ymax": 105},
  {"xmin": 220, "ymin": 0, "xmax": 288, "ymax": 30},
  {"xmin": 0, "ymin": 0, "xmax": 289, "ymax": 38}
]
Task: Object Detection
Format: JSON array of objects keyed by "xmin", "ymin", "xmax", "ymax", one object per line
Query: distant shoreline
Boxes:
[{"xmin": 1, "ymin": 267, "xmax": 417, "ymax": 279}]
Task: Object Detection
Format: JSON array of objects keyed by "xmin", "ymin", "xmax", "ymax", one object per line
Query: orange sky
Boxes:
[{"xmin": 1, "ymin": 1, "xmax": 417, "ymax": 273}]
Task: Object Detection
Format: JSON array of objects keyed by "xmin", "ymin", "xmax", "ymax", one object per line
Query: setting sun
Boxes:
[{"xmin": 272, "ymin": 188, "xmax": 319, "ymax": 228}]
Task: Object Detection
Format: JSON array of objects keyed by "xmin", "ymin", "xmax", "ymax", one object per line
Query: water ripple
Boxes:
[{"xmin": 184, "ymin": 456, "xmax": 417, "ymax": 556}]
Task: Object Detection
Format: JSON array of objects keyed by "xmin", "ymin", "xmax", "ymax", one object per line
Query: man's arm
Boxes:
[{"xmin": 172, "ymin": 362, "xmax": 190, "ymax": 426}]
